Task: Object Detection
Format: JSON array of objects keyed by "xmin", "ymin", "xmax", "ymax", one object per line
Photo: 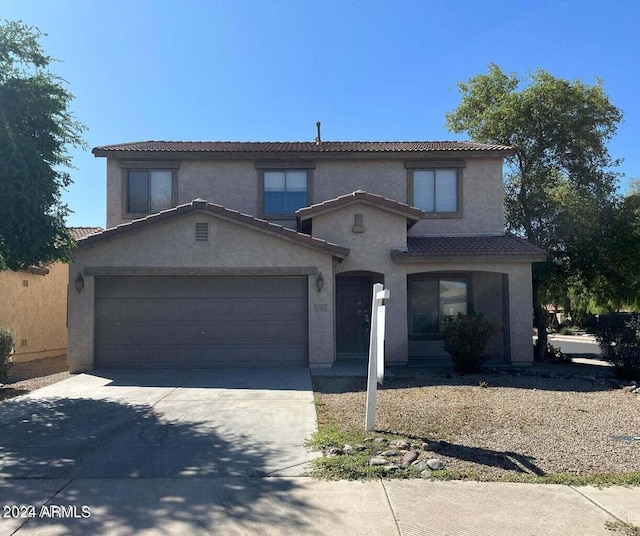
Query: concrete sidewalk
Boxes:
[{"xmin": 2, "ymin": 478, "xmax": 639, "ymax": 535}]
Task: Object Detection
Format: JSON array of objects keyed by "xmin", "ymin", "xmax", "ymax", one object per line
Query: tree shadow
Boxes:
[
  {"xmin": 371, "ymin": 426, "xmax": 547, "ymax": 476},
  {"xmin": 0, "ymin": 387, "xmax": 29, "ymax": 402},
  {"xmin": 0, "ymin": 393, "xmax": 329, "ymax": 535},
  {"xmin": 430, "ymin": 441, "xmax": 546, "ymax": 476}
]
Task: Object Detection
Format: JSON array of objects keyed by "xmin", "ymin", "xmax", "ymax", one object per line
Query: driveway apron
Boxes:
[{"xmin": 0, "ymin": 368, "xmax": 318, "ymax": 480}]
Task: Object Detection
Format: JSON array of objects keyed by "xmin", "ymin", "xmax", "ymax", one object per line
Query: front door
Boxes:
[{"xmin": 336, "ymin": 275, "xmax": 373, "ymax": 355}]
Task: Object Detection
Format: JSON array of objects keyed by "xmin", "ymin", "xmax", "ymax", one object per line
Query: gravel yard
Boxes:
[
  {"xmin": 313, "ymin": 364, "xmax": 640, "ymax": 480},
  {"xmin": 0, "ymin": 355, "xmax": 70, "ymax": 401}
]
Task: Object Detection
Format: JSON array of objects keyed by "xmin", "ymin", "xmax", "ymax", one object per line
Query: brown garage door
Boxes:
[{"xmin": 95, "ymin": 276, "xmax": 308, "ymax": 368}]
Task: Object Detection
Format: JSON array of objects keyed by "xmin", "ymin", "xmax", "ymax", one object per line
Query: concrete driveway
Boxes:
[
  {"xmin": 0, "ymin": 368, "xmax": 318, "ymax": 481},
  {"xmin": 2, "ymin": 368, "xmax": 640, "ymax": 535}
]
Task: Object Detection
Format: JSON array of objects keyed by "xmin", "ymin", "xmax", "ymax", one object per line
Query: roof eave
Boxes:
[
  {"xmin": 391, "ymin": 252, "xmax": 548, "ymax": 263},
  {"xmin": 76, "ymin": 201, "xmax": 350, "ymax": 260},
  {"xmin": 92, "ymin": 148, "xmax": 516, "ymax": 160},
  {"xmin": 297, "ymin": 201, "xmax": 422, "ymax": 223}
]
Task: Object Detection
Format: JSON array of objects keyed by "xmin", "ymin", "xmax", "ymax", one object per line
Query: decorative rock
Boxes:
[
  {"xmin": 410, "ymin": 443, "xmax": 421, "ymax": 449},
  {"xmin": 374, "ymin": 437, "xmax": 389, "ymax": 444},
  {"xmin": 426, "ymin": 458, "xmax": 444, "ymax": 470},
  {"xmin": 342, "ymin": 444, "xmax": 354, "ymax": 454},
  {"xmin": 395, "ymin": 440, "xmax": 410, "ymax": 450},
  {"xmin": 383, "ymin": 465, "xmax": 398, "ymax": 472},
  {"xmin": 623, "ymin": 385, "xmax": 637, "ymax": 392},
  {"xmin": 369, "ymin": 457, "xmax": 387, "ymax": 466},
  {"xmin": 403, "ymin": 451, "xmax": 419, "ymax": 464},
  {"xmin": 363, "ymin": 437, "xmax": 374, "ymax": 442},
  {"xmin": 412, "ymin": 461, "xmax": 431, "ymax": 471},
  {"xmin": 354, "ymin": 444, "xmax": 368, "ymax": 451},
  {"xmin": 380, "ymin": 450, "xmax": 397, "ymax": 457},
  {"xmin": 327, "ymin": 447, "xmax": 343, "ymax": 456},
  {"xmin": 420, "ymin": 469, "xmax": 433, "ymax": 478}
]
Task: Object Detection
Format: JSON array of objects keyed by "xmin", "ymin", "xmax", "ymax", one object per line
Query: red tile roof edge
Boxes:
[
  {"xmin": 296, "ymin": 190, "xmax": 423, "ymax": 221},
  {"xmin": 76, "ymin": 200, "xmax": 350, "ymax": 258},
  {"xmin": 93, "ymin": 140, "xmax": 515, "ymax": 155},
  {"xmin": 392, "ymin": 234, "xmax": 547, "ymax": 260}
]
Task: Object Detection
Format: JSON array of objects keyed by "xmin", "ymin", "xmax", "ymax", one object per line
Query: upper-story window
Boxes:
[
  {"xmin": 121, "ymin": 161, "xmax": 179, "ymax": 217},
  {"xmin": 413, "ymin": 169, "xmax": 458, "ymax": 213},
  {"xmin": 127, "ymin": 170, "xmax": 173, "ymax": 214},
  {"xmin": 256, "ymin": 161, "xmax": 315, "ymax": 217},
  {"xmin": 264, "ymin": 170, "xmax": 308, "ymax": 215},
  {"xmin": 406, "ymin": 160, "xmax": 464, "ymax": 217}
]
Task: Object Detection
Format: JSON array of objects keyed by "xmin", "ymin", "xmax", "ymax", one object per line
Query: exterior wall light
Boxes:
[
  {"xmin": 75, "ymin": 273, "xmax": 85, "ymax": 294},
  {"xmin": 316, "ymin": 272, "xmax": 325, "ymax": 293}
]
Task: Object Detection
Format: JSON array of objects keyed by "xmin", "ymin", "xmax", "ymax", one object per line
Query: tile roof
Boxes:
[
  {"xmin": 93, "ymin": 140, "xmax": 514, "ymax": 155},
  {"xmin": 76, "ymin": 200, "xmax": 350, "ymax": 259},
  {"xmin": 69, "ymin": 227, "xmax": 103, "ymax": 240},
  {"xmin": 392, "ymin": 234, "xmax": 547, "ymax": 260},
  {"xmin": 296, "ymin": 190, "xmax": 423, "ymax": 222}
]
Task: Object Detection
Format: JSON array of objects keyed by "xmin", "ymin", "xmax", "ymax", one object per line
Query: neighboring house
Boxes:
[
  {"xmin": 67, "ymin": 140, "xmax": 545, "ymax": 372},
  {"xmin": 0, "ymin": 227, "xmax": 102, "ymax": 362}
]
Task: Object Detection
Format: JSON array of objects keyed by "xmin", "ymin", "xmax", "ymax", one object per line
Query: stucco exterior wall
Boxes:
[
  {"xmin": 106, "ymin": 156, "xmax": 505, "ymax": 235},
  {"xmin": 409, "ymin": 158, "xmax": 505, "ymax": 236},
  {"xmin": 313, "ymin": 160, "xmax": 406, "ymax": 205},
  {"xmin": 177, "ymin": 160, "xmax": 259, "ymax": 214},
  {"xmin": 0, "ymin": 264, "xmax": 68, "ymax": 362},
  {"xmin": 68, "ymin": 211, "xmax": 336, "ymax": 372}
]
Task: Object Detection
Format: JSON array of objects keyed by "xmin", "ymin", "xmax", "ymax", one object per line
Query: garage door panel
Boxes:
[
  {"xmin": 154, "ymin": 348, "xmax": 203, "ymax": 368},
  {"xmin": 199, "ymin": 299, "xmax": 232, "ymax": 317},
  {"xmin": 229, "ymin": 298, "xmax": 306, "ymax": 317},
  {"xmin": 95, "ymin": 276, "xmax": 308, "ymax": 369},
  {"xmin": 98, "ymin": 346, "xmax": 150, "ymax": 369}
]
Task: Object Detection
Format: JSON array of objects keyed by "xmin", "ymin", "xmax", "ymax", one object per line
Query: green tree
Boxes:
[
  {"xmin": 591, "ymin": 193, "xmax": 640, "ymax": 311},
  {"xmin": 0, "ymin": 20, "xmax": 85, "ymax": 271},
  {"xmin": 446, "ymin": 64, "xmax": 622, "ymax": 359}
]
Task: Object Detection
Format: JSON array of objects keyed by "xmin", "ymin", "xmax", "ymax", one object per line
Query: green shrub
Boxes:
[
  {"xmin": 558, "ymin": 326, "xmax": 574, "ymax": 336},
  {"xmin": 595, "ymin": 313, "xmax": 640, "ymax": 381},
  {"xmin": 442, "ymin": 312, "xmax": 500, "ymax": 373},
  {"xmin": 0, "ymin": 327, "xmax": 14, "ymax": 384}
]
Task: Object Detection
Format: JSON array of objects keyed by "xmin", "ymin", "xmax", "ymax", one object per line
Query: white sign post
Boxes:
[{"xmin": 365, "ymin": 283, "xmax": 390, "ymax": 432}]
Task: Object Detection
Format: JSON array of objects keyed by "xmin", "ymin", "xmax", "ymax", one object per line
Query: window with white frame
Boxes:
[{"xmin": 412, "ymin": 169, "xmax": 459, "ymax": 213}]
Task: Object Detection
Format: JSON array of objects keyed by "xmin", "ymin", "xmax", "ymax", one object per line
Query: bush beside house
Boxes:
[
  {"xmin": 442, "ymin": 312, "xmax": 500, "ymax": 373},
  {"xmin": 0, "ymin": 327, "xmax": 14, "ymax": 383}
]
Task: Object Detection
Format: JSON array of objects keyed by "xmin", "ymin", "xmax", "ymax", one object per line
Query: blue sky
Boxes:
[{"xmin": 4, "ymin": 0, "xmax": 640, "ymax": 227}]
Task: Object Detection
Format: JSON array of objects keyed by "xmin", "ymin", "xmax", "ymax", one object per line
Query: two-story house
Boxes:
[{"xmin": 67, "ymin": 139, "xmax": 545, "ymax": 372}]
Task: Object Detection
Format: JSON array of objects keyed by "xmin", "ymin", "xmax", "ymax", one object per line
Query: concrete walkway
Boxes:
[
  {"xmin": 1, "ymin": 477, "xmax": 639, "ymax": 535},
  {"xmin": 1, "ymin": 370, "xmax": 639, "ymax": 535}
]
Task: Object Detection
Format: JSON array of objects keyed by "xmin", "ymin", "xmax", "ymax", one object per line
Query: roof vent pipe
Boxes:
[{"xmin": 315, "ymin": 121, "xmax": 321, "ymax": 145}]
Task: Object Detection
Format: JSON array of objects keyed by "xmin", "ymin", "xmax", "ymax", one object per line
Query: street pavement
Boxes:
[
  {"xmin": 546, "ymin": 334, "xmax": 601, "ymax": 357},
  {"xmin": 1, "ymin": 369, "xmax": 638, "ymax": 535}
]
